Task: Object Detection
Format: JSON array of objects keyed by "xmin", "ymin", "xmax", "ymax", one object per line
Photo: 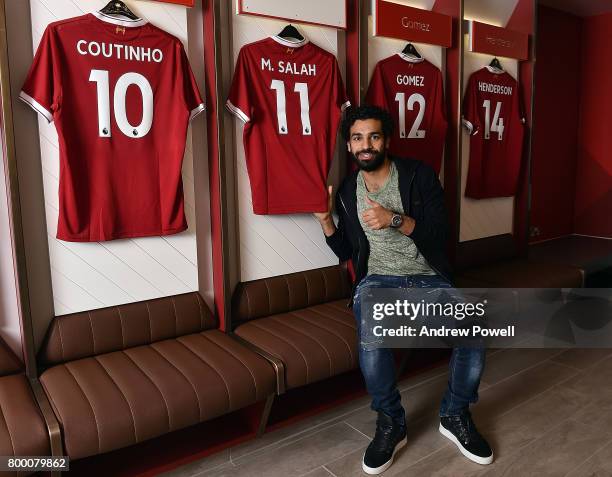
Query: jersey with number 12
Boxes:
[
  {"xmin": 462, "ymin": 67, "xmax": 525, "ymax": 199},
  {"xmin": 227, "ymin": 36, "xmax": 350, "ymax": 215},
  {"xmin": 366, "ymin": 55, "xmax": 447, "ymax": 174},
  {"xmin": 20, "ymin": 12, "xmax": 204, "ymax": 241}
]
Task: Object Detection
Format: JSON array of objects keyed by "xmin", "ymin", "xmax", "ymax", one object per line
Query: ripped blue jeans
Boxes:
[{"xmin": 352, "ymin": 274, "xmax": 486, "ymax": 423}]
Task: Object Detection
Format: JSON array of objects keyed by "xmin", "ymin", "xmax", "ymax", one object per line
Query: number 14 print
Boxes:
[{"xmin": 483, "ymin": 99, "xmax": 504, "ymax": 141}]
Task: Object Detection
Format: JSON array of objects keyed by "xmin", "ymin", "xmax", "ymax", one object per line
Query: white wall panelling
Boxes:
[
  {"xmin": 231, "ymin": 13, "xmax": 343, "ymax": 282},
  {"xmin": 463, "ymin": 0, "xmax": 519, "ymax": 26},
  {"xmin": 27, "ymin": 0, "xmax": 210, "ymax": 315},
  {"xmin": 459, "ymin": 0, "xmax": 519, "ymax": 242},
  {"xmin": 238, "ymin": 0, "xmax": 347, "ymax": 29},
  {"xmin": 380, "ymin": 0, "xmax": 438, "ymax": 10}
]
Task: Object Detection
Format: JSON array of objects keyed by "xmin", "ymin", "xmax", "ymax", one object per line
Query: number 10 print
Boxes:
[{"xmin": 89, "ymin": 69, "xmax": 154, "ymax": 139}]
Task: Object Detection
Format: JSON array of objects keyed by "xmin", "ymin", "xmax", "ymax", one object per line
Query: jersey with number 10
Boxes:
[
  {"xmin": 366, "ymin": 55, "xmax": 447, "ymax": 174},
  {"xmin": 227, "ymin": 36, "xmax": 350, "ymax": 215},
  {"xmin": 20, "ymin": 13, "xmax": 204, "ymax": 241},
  {"xmin": 463, "ymin": 67, "xmax": 525, "ymax": 199}
]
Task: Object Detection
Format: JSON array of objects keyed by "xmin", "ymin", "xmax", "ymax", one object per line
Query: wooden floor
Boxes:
[{"xmin": 161, "ymin": 348, "xmax": 612, "ymax": 477}]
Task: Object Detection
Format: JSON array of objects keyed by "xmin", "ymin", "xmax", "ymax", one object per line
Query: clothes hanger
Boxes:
[
  {"xmin": 402, "ymin": 43, "xmax": 422, "ymax": 59},
  {"xmin": 277, "ymin": 24, "xmax": 304, "ymax": 41},
  {"xmin": 99, "ymin": 1, "xmax": 139, "ymax": 20},
  {"xmin": 489, "ymin": 57, "xmax": 503, "ymax": 71}
]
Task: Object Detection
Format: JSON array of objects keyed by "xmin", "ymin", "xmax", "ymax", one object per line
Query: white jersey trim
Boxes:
[
  {"xmin": 92, "ymin": 11, "xmax": 148, "ymax": 28},
  {"xmin": 462, "ymin": 117, "xmax": 476, "ymax": 135},
  {"xmin": 19, "ymin": 91, "xmax": 53, "ymax": 123},
  {"xmin": 226, "ymin": 100, "xmax": 249, "ymax": 123},
  {"xmin": 189, "ymin": 103, "xmax": 206, "ymax": 121},
  {"xmin": 271, "ymin": 35, "xmax": 309, "ymax": 48},
  {"xmin": 398, "ymin": 53, "xmax": 425, "ymax": 63}
]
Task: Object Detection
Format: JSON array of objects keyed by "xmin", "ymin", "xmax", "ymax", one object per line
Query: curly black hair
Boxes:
[{"xmin": 340, "ymin": 104, "xmax": 394, "ymax": 142}]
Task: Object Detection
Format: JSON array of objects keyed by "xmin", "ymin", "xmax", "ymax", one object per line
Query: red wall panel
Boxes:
[
  {"xmin": 530, "ymin": 6, "xmax": 582, "ymax": 242},
  {"xmin": 432, "ymin": 0, "xmax": 460, "ymax": 264},
  {"xmin": 202, "ymin": 1, "xmax": 226, "ymax": 328},
  {"xmin": 506, "ymin": 0, "xmax": 535, "ymax": 254},
  {"xmin": 575, "ymin": 13, "xmax": 612, "ymax": 238},
  {"xmin": 506, "ymin": 0, "xmax": 535, "ymax": 119}
]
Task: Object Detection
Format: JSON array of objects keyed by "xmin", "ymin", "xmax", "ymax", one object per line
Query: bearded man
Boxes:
[{"xmin": 314, "ymin": 105, "xmax": 493, "ymax": 474}]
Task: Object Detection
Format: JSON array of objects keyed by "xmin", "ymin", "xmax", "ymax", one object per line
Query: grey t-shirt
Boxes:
[{"xmin": 357, "ymin": 162, "xmax": 435, "ymax": 276}]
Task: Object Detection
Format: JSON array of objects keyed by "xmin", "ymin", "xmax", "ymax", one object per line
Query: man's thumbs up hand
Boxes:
[{"xmin": 362, "ymin": 194, "xmax": 393, "ymax": 230}]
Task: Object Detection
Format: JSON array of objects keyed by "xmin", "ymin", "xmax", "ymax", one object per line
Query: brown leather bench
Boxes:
[
  {"xmin": 231, "ymin": 266, "xmax": 358, "ymax": 392},
  {"xmin": 455, "ymin": 259, "xmax": 584, "ymax": 288},
  {"xmin": 37, "ymin": 292, "xmax": 276, "ymax": 461},
  {"xmin": 0, "ymin": 339, "xmax": 49, "ymax": 477}
]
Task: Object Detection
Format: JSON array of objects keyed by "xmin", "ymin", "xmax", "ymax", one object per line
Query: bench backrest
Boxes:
[
  {"xmin": 40, "ymin": 292, "xmax": 215, "ymax": 366},
  {"xmin": 0, "ymin": 338, "xmax": 22, "ymax": 376},
  {"xmin": 232, "ymin": 265, "xmax": 351, "ymax": 327}
]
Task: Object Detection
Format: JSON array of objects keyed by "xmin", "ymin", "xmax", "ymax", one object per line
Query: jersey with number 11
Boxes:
[
  {"xmin": 227, "ymin": 36, "xmax": 350, "ymax": 215},
  {"xmin": 20, "ymin": 13, "xmax": 204, "ymax": 241}
]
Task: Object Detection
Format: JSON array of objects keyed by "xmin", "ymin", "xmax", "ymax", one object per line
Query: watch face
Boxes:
[{"xmin": 392, "ymin": 214, "xmax": 403, "ymax": 228}]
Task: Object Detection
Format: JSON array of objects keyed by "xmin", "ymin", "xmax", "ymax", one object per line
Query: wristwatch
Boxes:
[{"xmin": 390, "ymin": 213, "xmax": 403, "ymax": 228}]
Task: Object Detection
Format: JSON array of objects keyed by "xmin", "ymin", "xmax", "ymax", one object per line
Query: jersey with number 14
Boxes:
[
  {"xmin": 227, "ymin": 36, "xmax": 350, "ymax": 215},
  {"xmin": 20, "ymin": 12, "xmax": 204, "ymax": 241},
  {"xmin": 463, "ymin": 67, "xmax": 524, "ymax": 199}
]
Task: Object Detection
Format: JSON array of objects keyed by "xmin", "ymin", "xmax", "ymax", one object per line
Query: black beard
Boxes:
[{"xmin": 350, "ymin": 148, "xmax": 387, "ymax": 172}]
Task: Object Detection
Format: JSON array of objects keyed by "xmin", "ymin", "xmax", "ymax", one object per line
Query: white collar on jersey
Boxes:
[
  {"xmin": 271, "ymin": 35, "xmax": 309, "ymax": 48},
  {"xmin": 92, "ymin": 10, "xmax": 148, "ymax": 28},
  {"xmin": 486, "ymin": 65, "xmax": 505, "ymax": 74},
  {"xmin": 397, "ymin": 52, "xmax": 425, "ymax": 63}
]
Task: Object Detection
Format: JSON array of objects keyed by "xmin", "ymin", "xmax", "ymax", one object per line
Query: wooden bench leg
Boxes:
[
  {"xmin": 29, "ymin": 377, "xmax": 64, "ymax": 477},
  {"xmin": 257, "ymin": 394, "xmax": 275, "ymax": 437},
  {"xmin": 229, "ymin": 332, "xmax": 286, "ymax": 394}
]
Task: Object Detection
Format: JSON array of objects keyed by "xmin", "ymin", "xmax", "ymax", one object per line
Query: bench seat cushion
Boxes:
[
  {"xmin": 0, "ymin": 374, "xmax": 50, "ymax": 476},
  {"xmin": 40, "ymin": 330, "xmax": 275, "ymax": 460},
  {"xmin": 234, "ymin": 300, "xmax": 358, "ymax": 390}
]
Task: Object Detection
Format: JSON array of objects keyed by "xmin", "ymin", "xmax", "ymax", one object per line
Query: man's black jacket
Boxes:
[{"xmin": 325, "ymin": 156, "xmax": 453, "ymax": 299}]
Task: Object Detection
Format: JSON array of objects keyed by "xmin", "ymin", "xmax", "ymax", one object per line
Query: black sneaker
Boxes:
[
  {"xmin": 439, "ymin": 413, "xmax": 493, "ymax": 465},
  {"xmin": 362, "ymin": 412, "xmax": 407, "ymax": 475}
]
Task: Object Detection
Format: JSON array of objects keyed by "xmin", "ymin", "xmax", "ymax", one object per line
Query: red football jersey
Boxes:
[
  {"xmin": 463, "ymin": 67, "xmax": 525, "ymax": 199},
  {"xmin": 366, "ymin": 54, "xmax": 447, "ymax": 174},
  {"xmin": 20, "ymin": 12, "xmax": 204, "ymax": 241},
  {"xmin": 226, "ymin": 36, "xmax": 350, "ymax": 214}
]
